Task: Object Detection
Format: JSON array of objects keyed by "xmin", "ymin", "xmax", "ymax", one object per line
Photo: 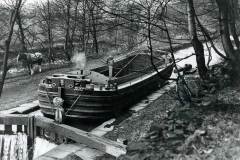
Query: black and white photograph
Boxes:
[{"xmin": 0, "ymin": 0, "xmax": 239, "ymax": 159}]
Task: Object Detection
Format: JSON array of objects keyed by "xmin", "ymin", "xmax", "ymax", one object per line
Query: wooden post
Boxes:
[
  {"xmin": 24, "ymin": 125, "xmax": 27, "ymax": 133},
  {"xmin": 35, "ymin": 126, "xmax": 41, "ymax": 137},
  {"xmin": 17, "ymin": 125, "xmax": 23, "ymax": 132},
  {"xmin": 27, "ymin": 116, "xmax": 35, "ymax": 160},
  {"xmin": 4, "ymin": 125, "xmax": 12, "ymax": 134}
]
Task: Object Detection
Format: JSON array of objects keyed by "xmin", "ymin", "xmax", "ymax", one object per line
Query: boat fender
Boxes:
[{"xmin": 53, "ymin": 97, "xmax": 65, "ymax": 123}]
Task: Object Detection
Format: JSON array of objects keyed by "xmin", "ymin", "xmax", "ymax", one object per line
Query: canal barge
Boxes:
[{"xmin": 38, "ymin": 53, "xmax": 173, "ymax": 120}]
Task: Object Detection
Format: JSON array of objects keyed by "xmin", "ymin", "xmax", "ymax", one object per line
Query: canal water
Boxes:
[{"xmin": 0, "ymin": 43, "xmax": 223, "ymax": 159}]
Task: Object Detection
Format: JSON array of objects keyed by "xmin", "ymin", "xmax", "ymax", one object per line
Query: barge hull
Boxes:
[{"xmin": 38, "ymin": 64, "xmax": 173, "ymax": 120}]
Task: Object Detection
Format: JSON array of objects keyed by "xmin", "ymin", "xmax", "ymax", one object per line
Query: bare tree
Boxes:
[
  {"xmin": 87, "ymin": 0, "xmax": 100, "ymax": 56},
  {"xmin": 187, "ymin": 0, "xmax": 208, "ymax": 79},
  {"xmin": 0, "ymin": 0, "xmax": 23, "ymax": 97},
  {"xmin": 64, "ymin": 0, "xmax": 72, "ymax": 61},
  {"xmin": 16, "ymin": 6, "xmax": 27, "ymax": 52},
  {"xmin": 215, "ymin": 0, "xmax": 240, "ymax": 76},
  {"xmin": 37, "ymin": 0, "xmax": 55, "ymax": 62},
  {"xmin": 47, "ymin": 0, "xmax": 54, "ymax": 62}
]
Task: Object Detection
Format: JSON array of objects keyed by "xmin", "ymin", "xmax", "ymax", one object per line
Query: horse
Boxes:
[{"xmin": 17, "ymin": 52, "xmax": 43, "ymax": 75}]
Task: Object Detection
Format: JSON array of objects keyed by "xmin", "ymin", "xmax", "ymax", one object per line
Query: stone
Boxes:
[
  {"xmin": 169, "ymin": 140, "xmax": 183, "ymax": 146},
  {"xmin": 150, "ymin": 135, "xmax": 159, "ymax": 140},
  {"xmin": 176, "ymin": 120, "xmax": 184, "ymax": 125},
  {"xmin": 149, "ymin": 123, "xmax": 165, "ymax": 132},
  {"xmin": 201, "ymin": 100, "xmax": 212, "ymax": 107},
  {"xmin": 186, "ymin": 123, "xmax": 195, "ymax": 132},
  {"xmin": 174, "ymin": 129, "xmax": 184, "ymax": 135},
  {"xmin": 144, "ymin": 100, "xmax": 149, "ymax": 104},
  {"xmin": 165, "ymin": 132, "xmax": 178, "ymax": 140},
  {"xmin": 210, "ymin": 86, "xmax": 217, "ymax": 94},
  {"xmin": 127, "ymin": 142, "xmax": 147, "ymax": 152},
  {"xmin": 117, "ymin": 138, "xmax": 128, "ymax": 145},
  {"xmin": 201, "ymin": 95, "xmax": 217, "ymax": 107}
]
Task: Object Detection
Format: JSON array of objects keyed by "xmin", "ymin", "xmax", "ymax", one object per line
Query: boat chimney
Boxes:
[{"xmin": 107, "ymin": 56, "xmax": 114, "ymax": 79}]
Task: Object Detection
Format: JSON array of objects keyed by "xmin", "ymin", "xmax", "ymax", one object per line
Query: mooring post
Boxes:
[{"xmin": 58, "ymin": 87, "xmax": 62, "ymax": 98}]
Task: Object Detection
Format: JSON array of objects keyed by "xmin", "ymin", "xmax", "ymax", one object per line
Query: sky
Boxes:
[
  {"xmin": 24, "ymin": 0, "xmax": 46, "ymax": 5},
  {"xmin": 0, "ymin": 0, "xmax": 47, "ymax": 6}
]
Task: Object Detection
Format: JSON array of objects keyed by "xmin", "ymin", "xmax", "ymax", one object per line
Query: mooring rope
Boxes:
[
  {"xmin": 114, "ymin": 53, "xmax": 140, "ymax": 78},
  {"xmin": 65, "ymin": 94, "xmax": 82, "ymax": 116}
]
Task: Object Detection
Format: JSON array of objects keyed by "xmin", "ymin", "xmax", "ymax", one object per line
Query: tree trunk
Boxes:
[
  {"xmin": 215, "ymin": 0, "xmax": 240, "ymax": 79},
  {"xmin": 81, "ymin": 0, "xmax": 87, "ymax": 52},
  {"xmin": 0, "ymin": 0, "xmax": 22, "ymax": 97},
  {"xmin": 64, "ymin": 0, "xmax": 71, "ymax": 61},
  {"xmin": 187, "ymin": 0, "xmax": 208, "ymax": 79},
  {"xmin": 16, "ymin": 10, "xmax": 27, "ymax": 52},
  {"xmin": 216, "ymin": 0, "xmax": 236, "ymax": 59},
  {"xmin": 229, "ymin": 0, "xmax": 240, "ymax": 50},
  {"xmin": 90, "ymin": 8, "xmax": 99, "ymax": 56},
  {"xmin": 70, "ymin": 1, "xmax": 79, "ymax": 50},
  {"xmin": 47, "ymin": 0, "xmax": 54, "ymax": 62}
]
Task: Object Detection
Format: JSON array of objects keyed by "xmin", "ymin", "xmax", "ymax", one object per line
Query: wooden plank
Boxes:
[
  {"xmin": 34, "ymin": 116, "xmax": 126, "ymax": 157},
  {"xmin": 0, "ymin": 114, "xmax": 29, "ymax": 125},
  {"xmin": 16, "ymin": 100, "xmax": 39, "ymax": 114},
  {"xmin": 0, "ymin": 100, "xmax": 39, "ymax": 114},
  {"xmin": 36, "ymin": 143, "xmax": 105, "ymax": 160},
  {"xmin": 37, "ymin": 143, "xmax": 83, "ymax": 160}
]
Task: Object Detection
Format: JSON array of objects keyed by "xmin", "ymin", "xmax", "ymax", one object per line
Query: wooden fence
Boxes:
[{"xmin": 0, "ymin": 114, "xmax": 126, "ymax": 159}]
